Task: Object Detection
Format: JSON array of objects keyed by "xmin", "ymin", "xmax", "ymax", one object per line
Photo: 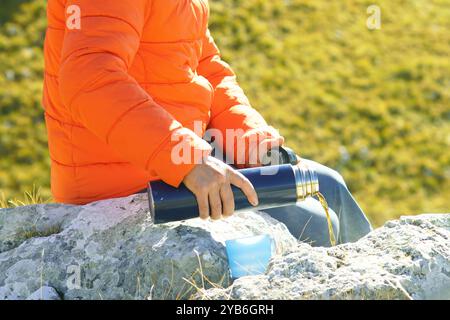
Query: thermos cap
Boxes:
[{"xmin": 293, "ymin": 162, "xmax": 319, "ymax": 200}]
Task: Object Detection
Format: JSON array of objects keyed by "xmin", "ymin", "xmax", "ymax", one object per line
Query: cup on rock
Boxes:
[{"xmin": 225, "ymin": 234, "xmax": 275, "ymax": 279}]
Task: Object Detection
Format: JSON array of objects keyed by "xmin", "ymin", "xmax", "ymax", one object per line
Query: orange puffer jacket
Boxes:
[{"xmin": 43, "ymin": 0, "xmax": 280, "ymax": 204}]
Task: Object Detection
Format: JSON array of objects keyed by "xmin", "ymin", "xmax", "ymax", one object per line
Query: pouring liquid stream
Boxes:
[{"xmin": 316, "ymin": 192, "xmax": 337, "ymax": 246}]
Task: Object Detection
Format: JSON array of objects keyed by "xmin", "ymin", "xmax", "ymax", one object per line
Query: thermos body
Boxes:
[{"xmin": 148, "ymin": 163, "xmax": 319, "ymax": 224}]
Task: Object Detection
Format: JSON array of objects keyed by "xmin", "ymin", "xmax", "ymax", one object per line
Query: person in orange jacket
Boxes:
[{"xmin": 43, "ymin": 0, "xmax": 371, "ymax": 246}]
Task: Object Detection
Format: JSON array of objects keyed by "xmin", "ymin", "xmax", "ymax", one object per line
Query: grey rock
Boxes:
[
  {"xmin": 0, "ymin": 194, "xmax": 296, "ymax": 300},
  {"xmin": 197, "ymin": 214, "xmax": 450, "ymax": 300},
  {"xmin": 1, "ymin": 194, "xmax": 449, "ymax": 300},
  {"xmin": 27, "ymin": 286, "xmax": 61, "ymax": 300}
]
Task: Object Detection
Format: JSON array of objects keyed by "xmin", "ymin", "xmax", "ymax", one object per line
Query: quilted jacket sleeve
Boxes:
[
  {"xmin": 58, "ymin": 0, "xmax": 211, "ymax": 187},
  {"xmin": 197, "ymin": 29, "xmax": 283, "ymax": 164}
]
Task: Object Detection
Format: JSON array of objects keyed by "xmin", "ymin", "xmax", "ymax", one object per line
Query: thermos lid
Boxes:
[{"xmin": 262, "ymin": 146, "xmax": 298, "ymax": 166}]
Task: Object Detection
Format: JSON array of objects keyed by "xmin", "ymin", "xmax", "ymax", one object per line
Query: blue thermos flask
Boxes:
[{"xmin": 148, "ymin": 147, "xmax": 319, "ymax": 224}]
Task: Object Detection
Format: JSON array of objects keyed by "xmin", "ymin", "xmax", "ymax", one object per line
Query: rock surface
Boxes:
[
  {"xmin": 0, "ymin": 194, "xmax": 296, "ymax": 300},
  {"xmin": 26, "ymin": 286, "xmax": 61, "ymax": 300},
  {"xmin": 198, "ymin": 214, "xmax": 450, "ymax": 300},
  {"xmin": 0, "ymin": 194, "xmax": 449, "ymax": 300}
]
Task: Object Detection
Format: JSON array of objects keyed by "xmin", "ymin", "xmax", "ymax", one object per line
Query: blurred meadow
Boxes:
[{"xmin": 0, "ymin": 0, "xmax": 449, "ymax": 226}]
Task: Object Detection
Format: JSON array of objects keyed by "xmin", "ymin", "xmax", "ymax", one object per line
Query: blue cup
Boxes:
[{"xmin": 225, "ymin": 234, "xmax": 275, "ymax": 279}]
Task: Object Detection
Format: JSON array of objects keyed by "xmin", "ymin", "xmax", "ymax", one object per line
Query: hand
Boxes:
[{"xmin": 183, "ymin": 156, "xmax": 259, "ymax": 220}]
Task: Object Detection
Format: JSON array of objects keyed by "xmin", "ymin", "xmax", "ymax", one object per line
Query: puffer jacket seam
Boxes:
[
  {"xmin": 202, "ymin": 64, "xmax": 231, "ymax": 82},
  {"xmin": 143, "ymin": 0, "xmax": 153, "ymax": 28},
  {"xmin": 135, "ymin": 50, "xmax": 148, "ymax": 82},
  {"xmin": 198, "ymin": 53, "xmax": 216, "ymax": 64},
  {"xmin": 105, "ymin": 98, "xmax": 150, "ymax": 144},
  {"xmin": 62, "ymin": 51, "xmax": 129, "ymax": 109},
  {"xmin": 69, "ymin": 119, "xmax": 79, "ymax": 200},
  {"xmin": 140, "ymin": 38, "xmax": 202, "ymax": 44},
  {"xmin": 51, "ymin": 157, "xmax": 128, "ymax": 167},
  {"xmin": 209, "ymin": 102, "xmax": 251, "ymax": 123},
  {"xmin": 139, "ymin": 80, "xmax": 192, "ymax": 85},
  {"xmin": 54, "ymin": 183, "xmax": 149, "ymax": 205},
  {"xmin": 82, "ymin": 14, "xmax": 141, "ymax": 37},
  {"xmin": 144, "ymin": 131, "xmax": 174, "ymax": 171},
  {"xmin": 45, "ymin": 111, "xmax": 84, "ymax": 128},
  {"xmin": 60, "ymin": 49, "xmax": 128, "ymax": 69}
]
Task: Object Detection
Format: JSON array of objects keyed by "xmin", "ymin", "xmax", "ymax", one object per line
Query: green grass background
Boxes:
[{"xmin": 0, "ymin": 0, "xmax": 449, "ymax": 226}]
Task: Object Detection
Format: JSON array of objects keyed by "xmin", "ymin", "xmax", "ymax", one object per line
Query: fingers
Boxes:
[
  {"xmin": 196, "ymin": 193, "xmax": 209, "ymax": 220},
  {"xmin": 220, "ymin": 183, "xmax": 235, "ymax": 217},
  {"xmin": 199, "ymin": 183, "xmax": 234, "ymax": 221},
  {"xmin": 229, "ymin": 170, "xmax": 259, "ymax": 206},
  {"xmin": 208, "ymin": 188, "xmax": 222, "ymax": 220},
  {"xmin": 185, "ymin": 156, "xmax": 258, "ymax": 221}
]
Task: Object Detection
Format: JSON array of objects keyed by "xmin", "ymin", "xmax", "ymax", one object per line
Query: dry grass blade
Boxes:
[
  {"xmin": 0, "ymin": 185, "xmax": 51, "ymax": 209},
  {"xmin": 179, "ymin": 250, "xmax": 230, "ymax": 300}
]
